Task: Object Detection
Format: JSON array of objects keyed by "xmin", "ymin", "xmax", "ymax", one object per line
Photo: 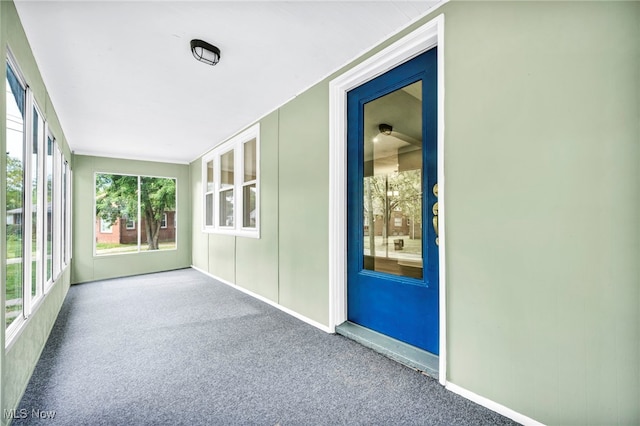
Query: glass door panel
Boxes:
[{"xmin": 362, "ymin": 81, "xmax": 423, "ymax": 279}]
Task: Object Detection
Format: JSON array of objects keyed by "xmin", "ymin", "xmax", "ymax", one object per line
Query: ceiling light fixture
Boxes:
[
  {"xmin": 378, "ymin": 123, "xmax": 393, "ymax": 135},
  {"xmin": 190, "ymin": 39, "xmax": 221, "ymax": 66}
]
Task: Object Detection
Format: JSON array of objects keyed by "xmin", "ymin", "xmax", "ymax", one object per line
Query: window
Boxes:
[
  {"xmin": 100, "ymin": 218, "xmax": 113, "ymax": 233},
  {"xmin": 45, "ymin": 134, "xmax": 54, "ymax": 285},
  {"xmin": 202, "ymin": 123, "xmax": 260, "ymax": 238},
  {"xmin": 95, "ymin": 174, "xmax": 177, "ymax": 255},
  {"xmin": 5, "ymin": 58, "xmax": 26, "ymax": 332},
  {"xmin": 4, "ymin": 52, "xmax": 72, "ymax": 343}
]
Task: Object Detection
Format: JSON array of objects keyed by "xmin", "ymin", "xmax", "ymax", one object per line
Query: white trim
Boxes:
[
  {"xmin": 435, "ymin": 16, "xmax": 447, "ymax": 387},
  {"xmin": 44, "ymin": 132, "xmax": 55, "ymax": 290},
  {"xmin": 93, "ymin": 172, "xmax": 178, "ymax": 256},
  {"xmin": 445, "ymin": 383, "xmax": 546, "ymax": 426},
  {"xmin": 191, "ymin": 265, "xmax": 332, "ymax": 333},
  {"xmin": 328, "ymin": 14, "xmax": 446, "ymax": 382}
]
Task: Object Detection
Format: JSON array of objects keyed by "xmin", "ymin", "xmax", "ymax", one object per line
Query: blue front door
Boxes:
[{"xmin": 347, "ymin": 48, "xmax": 438, "ymax": 354}]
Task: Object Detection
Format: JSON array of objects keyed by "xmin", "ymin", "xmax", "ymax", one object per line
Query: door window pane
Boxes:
[
  {"xmin": 5, "ymin": 65, "xmax": 25, "ymax": 328},
  {"xmin": 362, "ymin": 81, "xmax": 423, "ymax": 279}
]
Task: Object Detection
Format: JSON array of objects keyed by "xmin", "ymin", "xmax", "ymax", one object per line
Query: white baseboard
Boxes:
[
  {"xmin": 192, "ymin": 265, "xmax": 543, "ymax": 425},
  {"xmin": 445, "ymin": 382, "xmax": 545, "ymax": 426},
  {"xmin": 190, "ymin": 265, "xmax": 333, "ymax": 333}
]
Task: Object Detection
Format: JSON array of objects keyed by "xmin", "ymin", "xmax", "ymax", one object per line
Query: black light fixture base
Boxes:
[{"xmin": 190, "ymin": 39, "xmax": 221, "ymax": 66}]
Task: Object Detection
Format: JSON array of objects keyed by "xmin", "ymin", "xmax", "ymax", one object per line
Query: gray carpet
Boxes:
[{"xmin": 14, "ymin": 268, "xmax": 519, "ymax": 425}]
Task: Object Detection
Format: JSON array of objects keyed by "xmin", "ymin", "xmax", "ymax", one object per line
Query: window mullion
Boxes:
[
  {"xmin": 137, "ymin": 176, "xmax": 141, "ymax": 252},
  {"xmin": 235, "ymin": 143, "xmax": 243, "ymax": 230},
  {"xmin": 36, "ymin": 108, "xmax": 45, "ymax": 299},
  {"xmin": 214, "ymin": 154, "xmax": 220, "ymax": 229},
  {"xmin": 22, "ymin": 90, "xmax": 34, "ymax": 317}
]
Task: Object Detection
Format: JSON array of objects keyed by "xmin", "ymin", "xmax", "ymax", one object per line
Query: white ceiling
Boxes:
[{"xmin": 14, "ymin": 1, "xmax": 438, "ymax": 164}]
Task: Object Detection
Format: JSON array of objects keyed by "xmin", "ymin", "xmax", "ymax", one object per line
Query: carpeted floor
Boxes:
[{"xmin": 14, "ymin": 268, "xmax": 519, "ymax": 425}]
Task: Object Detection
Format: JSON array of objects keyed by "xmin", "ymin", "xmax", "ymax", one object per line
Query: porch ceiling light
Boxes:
[
  {"xmin": 379, "ymin": 123, "xmax": 393, "ymax": 135},
  {"xmin": 190, "ymin": 39, "xmax": 221, "ymax": 66}
]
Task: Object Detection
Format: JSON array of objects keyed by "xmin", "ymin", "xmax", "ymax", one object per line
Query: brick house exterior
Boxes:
[{"xmin": 95, "ymin": 211, "xmax": 176, "ymax": 245}]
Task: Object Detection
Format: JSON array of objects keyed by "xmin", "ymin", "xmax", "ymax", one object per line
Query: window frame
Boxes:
[
  {"xmin": 202, "ymin": 123, "xmax": 260, "ymax": 238},
  {"xmin": 5, "ymin": 52, "xmax": 28, "ymax": 339},
  {"xmin": 100, "ymin": 218, "xmax": 113, "ymax": 234},
  {"xmin": 125, "ymin": 218, "xmax": 136, "ymax": 230},
  {"xmin": 93, "ymin": 173, "xmax": 178, "ymax": 256}
]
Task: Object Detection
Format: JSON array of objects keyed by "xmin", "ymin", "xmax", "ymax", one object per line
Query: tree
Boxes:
[
  {"xmin": 6, "ymin": 153, "xmax": 23, "ymax": 211},
  {"xmin": 95, "ymin": 174, "xmax": 176, "ymax": 250},
  {"xmin": 364, "ymin": 169, "xmax": 422, "ymax": 240}
]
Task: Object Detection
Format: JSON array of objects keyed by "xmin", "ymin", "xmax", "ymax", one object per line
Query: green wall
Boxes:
[
  {"xmin": 3, "ymin": 0, "xmax": 637, "ymax": 424},
  {"xmin": 442, "ymin": 2, "xmax": 639, "ymax": 424},
  {"xmin": 191, "ymin": 89, "xmax": 330, "ymax": 325},
  {"xmin": 71, "ymin": 155, "xmax": 191, "ymax": 284},
  {"xmin": 191, "ymin": 1, "xmax": 639, "ymax": 424},
  {"xmin": 1, "ymin": 1, "xmax": 73, "ymax": 423}
]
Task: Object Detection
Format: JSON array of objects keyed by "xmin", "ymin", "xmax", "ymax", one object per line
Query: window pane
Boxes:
[
  {"xmin": 62, "ymin": 162, "xmax": 68, "ymax": 265},
  {"xmin": 31, "ymin": 108, "xmax": 43, "ymax": 297},
  {"xmin": 205, "ymin": 193, "xmax": 213, "ymax": 227},
  {"xmin": 95, "ymin": 174, "xmax": 139, "ymax": 255},
  {"xmin": 206, "ymin": 160, "xmax": 214, "ymax": 192},
  {"xmin": 220, "ymin": 149, "xmax": 234, "ymax": 188},
  {"xmin": 140, "ymin": 177, "xmax": 176, "ymax": 251},
  {"xmin": 243, "ymin": 184, "xmax": 256, "ymax": 228},
  {"xmin": 244, "ymin": 138, "xmax": 256, "ymax": 182},
  {"xmin": 46, "ymin": 137, "xmax": 53, "ymax": 280},
  {"xmin": 219, "ymin": 189, "xmax": 234, "ymax": 227},
  {"xmin": 5, "ymin": 66, "xmax": 25, "ymax": 328}
]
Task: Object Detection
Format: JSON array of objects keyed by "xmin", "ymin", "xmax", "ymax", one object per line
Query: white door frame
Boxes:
[{"xmin": 328, "ymin": 14, "xmax": 447, "ymax": 385}]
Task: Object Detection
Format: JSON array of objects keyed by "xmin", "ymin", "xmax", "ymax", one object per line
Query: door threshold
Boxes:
[{"xmin": 335, "ymin": 321, "xmax": 438, "ymax": 378}]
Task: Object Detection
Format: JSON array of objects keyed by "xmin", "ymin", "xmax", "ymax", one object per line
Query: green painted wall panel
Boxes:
[
  {"xmin": 277, "ymin": 83, "xmax": 330, "ymax": 325},
  {"xmin": 442, "ymin": 2, "xmax": 639, "ymax": 424},
  {"xmin": 235, "ymin": 112, "xmax": 279, "ymax": 301},
  {"xmin": 207, "ymin": 235, "xmax": 235, "ymax": 283},
  {"xmin": 71, "ymin": 155, "xmax": 191, "ymax": 284},
  {"xmin": 3, "ymin": 270, "xmax": 69, "ymax": 424},
  {"xmin": 189, "ymin": 158, "xmax": 208, "ymax": 270},
  {"xmin": 71, "ymin": 155, "xmax": 96, "ymax": 284}
]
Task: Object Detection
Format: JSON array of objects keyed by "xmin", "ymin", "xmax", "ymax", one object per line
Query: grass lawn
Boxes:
[
  {"xmin": 6, "ymin": 238, "xmax": 22, "ymax": 258},
  {"xmin": 96, "ymin": 241, "xmax": 177, "ymax": 255}
]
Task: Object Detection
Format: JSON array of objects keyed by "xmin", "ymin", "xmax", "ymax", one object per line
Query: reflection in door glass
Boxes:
[{"xmin": 363, "ymin": 81, "xmax": 423, "ymax": 279}]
